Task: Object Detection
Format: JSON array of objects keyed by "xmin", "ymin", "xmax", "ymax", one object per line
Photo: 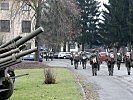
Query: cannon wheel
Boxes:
[{"xmin": 0, "ymin": 77, "xmax": 14, "ymax": 100}]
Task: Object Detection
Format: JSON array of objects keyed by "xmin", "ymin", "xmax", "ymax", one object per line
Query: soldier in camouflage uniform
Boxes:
[
  {"xmin": 90, "ymin": 50, "xmax": 99, "ymax": 76},
  {"xmin": 124, "ymin": 52, "xmax": 132, "ymax": 75},
  {"xmin": 81, "ymin": 51, "xmax": 88, "ymax": 69},
  {"xmin": 106, "ymin": 49, "xmax": 115, "ymax": 76},
  {"xmin": 96, "ymin": 50, "xmax": 102, "ymax": 71},
  {"xmin": 73, "ymin": 52, "xmax": 80, "ymax": 69},
  {"xmin": 69, "ymin": 52, "xmax": 74, "ymax": 65},
  {"xmin": 116, "ymin": 52, "xmax": 122, "ymax": 70}
]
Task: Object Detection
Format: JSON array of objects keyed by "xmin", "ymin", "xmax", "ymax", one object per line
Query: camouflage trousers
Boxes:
[
  {"xmin": 74, "ymin": 60, "xmax": 79, "ymax": 69},
  {"xmin": 108, "ymin": 64, "xmax": 114, "ymax": 76},
  {"xmin": 91, "ymin": 64, "xmax": 98, "ymax": 76},
  {"xmin": 125, "ymin": 63, "xmax": 131, "ymax": 75},
  {"xmin": 81, "ymin": 59, "xmax": 87, "ymax": 69}
]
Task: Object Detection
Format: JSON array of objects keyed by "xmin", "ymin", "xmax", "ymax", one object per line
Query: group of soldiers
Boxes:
[{"xmin": 70, "ymin": 49, "xmax": 133, "ymax": 76}]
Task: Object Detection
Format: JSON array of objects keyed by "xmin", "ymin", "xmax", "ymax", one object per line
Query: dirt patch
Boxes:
[
  {"xmin": 69, "ymin": 68, "xmax": 99, "ymax": 100},
  {"xmin": 12, "ymin": 61, "xmax": 49, "ymax": 69},
  {"xmin": 76, "ymin": 74, "xmax": 99, "ymax": 100}
]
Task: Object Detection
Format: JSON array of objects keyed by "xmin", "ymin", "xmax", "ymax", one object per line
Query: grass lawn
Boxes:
[{"xmin": 10, "ymin": 68, "xmax": 83, "ymax": 100}]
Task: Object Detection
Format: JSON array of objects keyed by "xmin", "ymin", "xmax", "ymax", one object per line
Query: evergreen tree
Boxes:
[
  {"xmin": 77, "ymin": 0, "xmax": 101, "ymax": 50},
  {"xmin": 101, "ymin": 0, "xmax": 133, "ymax": 49}
]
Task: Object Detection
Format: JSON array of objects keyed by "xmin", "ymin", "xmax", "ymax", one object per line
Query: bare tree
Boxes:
[{"xmin": 9, "ymin": 0, "xmax": 80, "ymax": 60}]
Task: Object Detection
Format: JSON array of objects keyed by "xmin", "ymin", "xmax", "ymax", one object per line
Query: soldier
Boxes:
[
  {"xmin": 73, "ymin": 52, "xmax": 80, "ymax": 69},
  {"xmin": 81, "ymin": 51, "xmax": 88, "ymax": 69},
  {"xmin": 106, "ymin": 49, "xmax": 115, "ymax": 76},
  {"xmin": 124, "ymin": 52, "xmax": 132, "ymax": 75},
  {"xmin": 90, "ymin": 50, "xmax": 99, "ymax": 76},
  {"xmin": 49, "ymin": 52, "xmax": 54, "ymax": 61},
  {"xmin": 96, "ymin": 50, "xmax": 102, "ymax": 71},
  {"xmin": 69, "ymin": 52, "xmax": 74, "ymax": 65},
  {"xmin": 117, "ymin": 52, "xmax": 122, "ymax": 70}
]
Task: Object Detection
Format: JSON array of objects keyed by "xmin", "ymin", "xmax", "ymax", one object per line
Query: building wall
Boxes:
[{"xmin": 0, "ymin": 0, "xmax": 36, "ymax": 48}]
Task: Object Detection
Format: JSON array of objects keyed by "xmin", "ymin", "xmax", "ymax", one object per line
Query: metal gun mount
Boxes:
[{"xmin": 0, "ymin": 27, "xmax": 44, "ymax": 100}]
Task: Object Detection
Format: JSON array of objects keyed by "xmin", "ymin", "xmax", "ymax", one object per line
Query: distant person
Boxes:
[
  {"xmin": 49, "ymin": 52, "xmax": 54, "ymax": 61},
  {"xmin": 116, "ymin": 53, "xmax": 122, "ymax": 70},
  {"xmin": 90, "ymin": 49, "xmax": 99, "ymax": 76},
  {"xmin": 69, "ymin": 52, "xmax": 74, "ymax": 65},
  {"xmin": 124, "ymin": 51, "xmax": 132, "ymax": 75},
  {"xmin": 73, "ymin": 52, "xmax": 80, "ymax": 69},
  {"xmin": 80, "ymin": 51, "xmax": 88, "ymax": 69},
  {"xmin": 96, "ymin": 50, "xmax": 102, "ymax": 71},
  {"xmin": 106, "ymin": 49, "xmax": 115, "ymax": 76}
]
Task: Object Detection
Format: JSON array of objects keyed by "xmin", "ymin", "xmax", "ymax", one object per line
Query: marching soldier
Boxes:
[
  {"xmin": 90, "ymin": 50, "xmax": 99, "ymax": 76},
  {"xmin": 49, "ymin": 52, "xmax": 54, "ymax": 61},
  {"xmin": 124, "ymin": 51, "xmax": 132, "ymax": 75},
  {"xmin": 106, "ymin": 49, "xmax": 115, "ymax": 76},
  {"xmin": 73, "ymin": 52, "xmax": 80, "ymax": 69},
  {"xmin": 69, "ymin": 52, "xmax": 74, "ymax": 65},
  {"xmin": 81, "ymin": 51, "xmax": 88, "ymax": 69},
  {"xmin": 96, "ymin": 50, "xmax": 102, "ymax": 71},
  {"xmin": 116, "ymin": 52, "xmax": 122, "ymax": 70}
]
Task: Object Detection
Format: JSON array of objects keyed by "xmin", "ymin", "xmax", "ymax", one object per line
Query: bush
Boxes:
[{"xmin": 44, "ymin": 68, "xmax": 56, "ymax": 84}]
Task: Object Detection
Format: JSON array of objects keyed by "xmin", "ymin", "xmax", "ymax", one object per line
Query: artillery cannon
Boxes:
[{"xmin": 0, "ymin": 27, "xmax": 44, "ymax": 100}]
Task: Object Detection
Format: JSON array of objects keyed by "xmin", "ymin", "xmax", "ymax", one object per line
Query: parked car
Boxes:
[
  {"xmin": 53, "ymin": 52, "xmax": 71, "ymax": 59},
  {"xmin": 99, "ymin": 52, "xmax": 107, "ymax": 61},
  {"xmin": 22, "ymin": 54, "xmax": 43, "ymax": 62},
  {"xmin": 53, "ymin": 52, "xmax": 60, "ymax": 59},
  {"xmin": 58, "ymin": 52, "xmax": 71, "ymax": 59}
]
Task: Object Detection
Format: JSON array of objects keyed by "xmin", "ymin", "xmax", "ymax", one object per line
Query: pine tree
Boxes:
[
  {"xmin": 101, "ymin": 0, "xmax": 133, "ymax": 49},
  {"xmin": 77, "ymin": 0, "xmax": 101, "ymax": 50}
]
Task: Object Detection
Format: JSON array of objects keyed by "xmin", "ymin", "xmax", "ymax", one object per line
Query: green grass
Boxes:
[{"xmin": 10, "ymin": 68, "xmax": 83, "ymax": 100}]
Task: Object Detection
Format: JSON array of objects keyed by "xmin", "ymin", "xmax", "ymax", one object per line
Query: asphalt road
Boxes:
[{"xmin": 45, "ymin": 59, "xmax": 133, "ymax": 100}]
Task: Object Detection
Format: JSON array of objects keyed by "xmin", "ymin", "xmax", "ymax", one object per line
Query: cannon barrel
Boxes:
[
  {"xmin": 0, "ymin": 59, "xmax": 22, "ymax": 69},
  {"xmin": 0, "ymin": 59, "xmax": 21, "ymax": 68},
  {"xmin": 16, "ymin": 27, "xmax": 44, "ymax": 47},
  {"xmin": 0, "ymin": 48, "xmax": 19, "ymax": 58},
  {"xmin": 11, "ymin": 73, "xmax": 29, "ymax": 79},
  {"xmin": 0, "ymin": 27, "xmax": 44, "ymax": 54},
  {"xmin": 0, "ymin": 48, "xmax": 37, "ymax": 65},
  {"xmin": 0, "ymin": 36, "xmax": 22, "ymax": 49},
  {"xmin": 0, "ymin": 45, "xmax": 16, "ymax": 54},
  {"xmin": 0, "ymin": 27, "xmax": 44, "ymax": 100},
  {"xmin": 0, "ymin": 45, "xmax": 26, "ymax": 58}
]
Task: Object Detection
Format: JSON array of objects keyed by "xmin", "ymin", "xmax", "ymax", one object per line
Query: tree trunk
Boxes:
[{"xmin": 34, "ymin": 1, "xmax": 42, "ymax": 61}]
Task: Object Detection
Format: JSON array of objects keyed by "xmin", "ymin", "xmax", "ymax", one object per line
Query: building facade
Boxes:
[{"xmin": 0, "ymin": 0, "xmax": 36, "ymax": 49}]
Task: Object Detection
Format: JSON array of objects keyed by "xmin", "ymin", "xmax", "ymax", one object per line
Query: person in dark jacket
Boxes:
[
  {"xmin": 116, "ymin": 52, "xmax": 122, "ymax": 70},
  {"xmin": 80, "ymin": 51, "xmax": 88, "ymax": 69},
  {"xmin": 124, "ymin": 52, "xmax": 132, "ymax": 75},
  {"xmin": 73, "ymin": 52, "xmax": 80, "ymax": 69},
  {"xmin": 90, "ymin": 50, "xmax": 99, "ymax": 76},
  {"xmin": 106, "ymin": 49, "xmax": 115, "ymax": 76},
  {"xmin": 69, "ymin": 52, "xmax": 74, "ymax": 65}
]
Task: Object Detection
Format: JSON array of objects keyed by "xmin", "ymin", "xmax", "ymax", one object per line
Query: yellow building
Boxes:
[{"xmin": 0, "ymin": 0, "xmax": 36, "ymax": 49}]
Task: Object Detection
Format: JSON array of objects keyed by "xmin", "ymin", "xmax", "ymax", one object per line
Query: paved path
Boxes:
[{"xmin": 46, "ymin": 59, "xmax": 133, "ymax": 100}]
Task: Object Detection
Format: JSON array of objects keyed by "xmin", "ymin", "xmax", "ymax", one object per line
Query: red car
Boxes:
[{"xmin": 99, "ymin": 52, "xmax": 107, "ymax": 61}]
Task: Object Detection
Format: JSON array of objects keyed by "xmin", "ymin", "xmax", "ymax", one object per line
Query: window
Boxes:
[
  {"xmin": 0, "ymin": 20, "xmax": 10, "ymax": 32},
  {"xmin": 22, "ymin": 20, "xmax": 31, "ymax": 33},
  {"xmin": 0, "ymin": 0, "xmax": 9, "ymax": 10},
  {"xmin": 22, "ymin": 2, "xmax": 30, "ymax": 11}
]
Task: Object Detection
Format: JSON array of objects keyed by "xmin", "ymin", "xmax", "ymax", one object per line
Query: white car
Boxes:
[{"xmin": 58, "ymin": 52, "xmax": 71, "ymax": 59}]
